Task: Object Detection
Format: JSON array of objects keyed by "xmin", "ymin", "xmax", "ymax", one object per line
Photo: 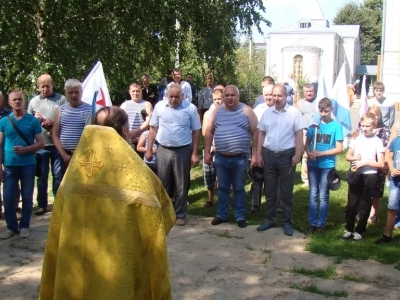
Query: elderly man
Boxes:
[
  {"xmin": 205, "ymin": 85, "xmax": 258, "ymax": 228},
  {"xmin": 52, "ymin": 79, "xmax": 91, "ymax": 178},
  {"xmin": 141, "ymin": 74, "xmax": 158, "ymax": 107},
  {"xmin": 295, "ymin": 83, "xmax": 316, "ymax": 187},
  {"xmin": 163, "ymin": 69, "xmax": 192, "ymax": 103},
  {"xmin": 28, "ymin": 74, "xmax": 66, "ymax": 215},
  {"xmin": 120, "ymin": 82, "xmax": 153, "ymax": 154},
  {"xmin": 146, "ymin": 83, "xmax": 201, "ymax": 226},
  {"xmin": 0, "ymin": 91, "xmax": 45, "ymax": 239},
  {"xmin": 255, "ymin": 84, "xmax": 306, "ymax": 236}
]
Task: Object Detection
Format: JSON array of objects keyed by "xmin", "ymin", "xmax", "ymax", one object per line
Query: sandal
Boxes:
[{"xmin": 202, "ymin": 201, "xmax": 214, "ymax": 207}]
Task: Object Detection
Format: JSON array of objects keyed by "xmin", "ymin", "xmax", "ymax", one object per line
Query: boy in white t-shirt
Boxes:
[{"xmin": 342, "ymin": 112, "xmax": 385, "ymax": 241}]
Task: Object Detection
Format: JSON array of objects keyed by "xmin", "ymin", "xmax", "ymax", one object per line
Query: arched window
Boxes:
[{"xmin": 293, "ymin": 55, "xmax": 303, "ymax": 81}]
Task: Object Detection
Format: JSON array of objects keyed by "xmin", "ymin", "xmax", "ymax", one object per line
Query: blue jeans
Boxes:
[
  {"xmin": 36, "ymin": 145, "xmax": 62, "ymax": 208},
  {"xmin": 308, "ymin": 166, "xmax": 331, "ymax": 228},
  {"xmin": 3, "ymin": 164, "xmax": 36, "ymax": 232},
  {"xmin": 215, "ymin": 152, "xmax": 248, "ymax": 221}
]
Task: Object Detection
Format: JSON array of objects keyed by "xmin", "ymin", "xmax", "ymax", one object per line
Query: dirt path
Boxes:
[{"xmin": 1, "ymin": 214, "xmax": 400, "ymax": 299}]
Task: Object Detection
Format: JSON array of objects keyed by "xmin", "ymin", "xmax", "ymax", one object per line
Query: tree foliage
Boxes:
[
  {"xmin": 0, "ymin": 0, "xmax": 266, "ymax": 101},
  {"xmin": 333, "ymin": 0, "xmax": 382, "ymax": 65}
]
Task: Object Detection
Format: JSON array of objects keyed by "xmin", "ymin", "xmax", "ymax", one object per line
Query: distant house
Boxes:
[{"xmin": 265, "ymin": 0, "xmax": 361, "ymax": 88}]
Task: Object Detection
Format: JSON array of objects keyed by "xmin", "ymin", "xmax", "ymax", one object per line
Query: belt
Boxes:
[
  {"xmin": 216, "ymin": 152, "xmax": 245, "ymax": 157},
  {"xmin": 265, "ymin": 147, "xmax": 295, "ymax": 156},
  {"xmin": 160, "ymin": 144, "xmax": 190, "ymax": 150}
]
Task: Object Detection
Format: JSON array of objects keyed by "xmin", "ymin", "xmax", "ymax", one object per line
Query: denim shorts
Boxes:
[{"xmin": 388, "ymin": 180, "xmax": 400, "ymax": 210}]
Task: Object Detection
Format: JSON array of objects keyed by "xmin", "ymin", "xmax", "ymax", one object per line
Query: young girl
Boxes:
[
  {"xmin": 366, "ymin": 105, "xmax": 390, "ymax": 223},
  {"xmin": 343, "ymin": 112, "xmax": 384, "ymax": 241},
  {"xmin": 136, "ymin": 109, "xmax": 157, "ymax": 173}
]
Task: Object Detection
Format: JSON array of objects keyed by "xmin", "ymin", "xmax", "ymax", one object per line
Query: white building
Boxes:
[
  {"xmin": 265, "ymin": 0, "xmax": 361, "ymax": 87},
  {"xmin": 381, "ymin": 0, "xmax": 400, "ymax": 100}
]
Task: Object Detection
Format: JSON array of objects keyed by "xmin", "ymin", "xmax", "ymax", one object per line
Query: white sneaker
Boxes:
[
  {"xmin": 341, "ymin": 230, "xmax": 353, "ymax": 240},
  {"xmin": 0, "ymin": 230, "xmax": 17, "ymax": 240},
  {"xmin": 20, "ymin": 228, "xmax": 30, "ymax": 239},
  {"xmin": 353, "ymin": 232, "xmax": 362, "ymax": 241}
]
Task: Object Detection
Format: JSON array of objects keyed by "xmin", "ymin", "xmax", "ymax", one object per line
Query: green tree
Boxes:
[
  {"xmin": 0, "ymin": 0, "xmax": 267, "ymax": 101},
  {"xmin": 234, "ymin": 40, "xmax": 266, "ymax": 105},
  {"xmin": 333, "ymin": 0, "xmax": 382, "ymax": 65}
]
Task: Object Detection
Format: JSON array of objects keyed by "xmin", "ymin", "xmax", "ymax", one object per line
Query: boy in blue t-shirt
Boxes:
[
  {"xmin": 375, "ymin": 136, "xmax": 400, "ymax": 243},
  {"xmin": 305, "ymin": 98, "xmax": 344, "ymax": 232}
]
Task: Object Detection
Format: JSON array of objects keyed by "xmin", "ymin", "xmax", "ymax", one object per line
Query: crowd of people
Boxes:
[{"xmin": 0, "ymin": 69, "xmax": 399, "ymax": 247}]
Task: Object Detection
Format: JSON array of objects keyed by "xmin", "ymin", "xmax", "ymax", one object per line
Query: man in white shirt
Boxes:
[{"xmin": 255, "ymin": 84, "xmax": 306, "ymax": 236}]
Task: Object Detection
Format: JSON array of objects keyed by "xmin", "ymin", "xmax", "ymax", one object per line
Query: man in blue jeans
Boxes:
[
  {"xmin": 28, "ymin": 74, "xmax": 66, "ymax": 215},
  {"xmin": 0, "ymin": 91, "xmax": 44, "ymax": 239},
  {"xmin": 204, "ymin": 85, "xmax": 258, "ymax": 228}
]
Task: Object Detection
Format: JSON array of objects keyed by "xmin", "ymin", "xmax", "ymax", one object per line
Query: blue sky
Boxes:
[{"xmin": 252, "ymin": 0, "xmax": 363, "ymax": 42}]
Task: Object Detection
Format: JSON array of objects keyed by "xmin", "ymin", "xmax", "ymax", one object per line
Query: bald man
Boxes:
[{"xmin": 28, "ymin": 74, "xmax": 67, "ymax": 215}]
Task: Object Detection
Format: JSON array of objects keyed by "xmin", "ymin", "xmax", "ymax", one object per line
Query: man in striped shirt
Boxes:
[
  {"xmin": 52, "ymin": 79, "xmax": 91, "ymax": 178},
  {"xmin": 120, "ymin": 82, "xmax": 153, "ymax": 156},
  {"xmin": 204, "ymin": 85, "xmax": 258, "ymax": 228}
]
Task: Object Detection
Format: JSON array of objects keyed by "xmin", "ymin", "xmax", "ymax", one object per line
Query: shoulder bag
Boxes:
[{"xmin": 6, "ymin": 116, "xmax": 42, "ymax": 177}]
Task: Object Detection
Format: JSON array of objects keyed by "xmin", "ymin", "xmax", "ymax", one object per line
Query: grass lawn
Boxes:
[{"xmin": 187, "ymin": 152, "xmax": 400, "ymax": 266}]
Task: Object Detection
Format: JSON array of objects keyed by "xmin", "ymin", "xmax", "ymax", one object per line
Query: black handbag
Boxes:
[{"xmin": 6, "ymin": 116, "xmax": 43, "ymax": 177}]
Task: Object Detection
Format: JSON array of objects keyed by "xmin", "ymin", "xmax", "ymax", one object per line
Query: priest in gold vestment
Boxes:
[{"xmin": 39, "ymin": 124, "xmax": 175, "ymax": 300}]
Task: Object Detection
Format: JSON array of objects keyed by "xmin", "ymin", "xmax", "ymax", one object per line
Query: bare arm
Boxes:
[
  {"xmin": 136, "ymin": 132, "xmax": 147, "ymax": 153},
  {"xmin": 243, "ymin": 105, "xmax": 259, "ymax": 165},
  {"xmin": 204, "ymin": 108, "xmax": 217, "ymax": 164},
  {"xmin": 52, "ymin": 108, "xmax": 70, "ymax": 164},
  {"xmin": 139, "ymin": 101, "xmax": 153, "ymax": 131},
  {"xmin": 144, "ymin": 126, "xmax": 158, "ymax": 161},
  {"xmin": 346, "ymin": 147, "xmax": 361, "ymax": 162},
  {"xmin": 202, "ymin": 111, "xmax": 210, "ymax": 137},
  {"xmin": 388, "ymin": 151, "xmax": 400, "ymax": 176},
  {"xmin": 255, "ymin": 130, "xmax": 266, "ymax": 167}
]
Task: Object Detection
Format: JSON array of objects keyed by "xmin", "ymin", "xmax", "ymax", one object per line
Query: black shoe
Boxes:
[
  {"xmin": 211, "ymin": 217, "xmax": 226, "ymax": 226},
  {"xmin": 237, "ymin": 220, "xmax": 247, "ymax": 228},
  {"xmin": 35, "ymin": 207, "xmax": 47, "ymax": 216},
  {"xmin": 375, "ymin": 234, "xmax": 392, "ymax": 244},
  {"xmin": 250, "ymin": 206, "xmax": 260, "ymax": 213},
  {"xmin": 306, "ymin": 226, "xmax": 317, "ymax": 235}
]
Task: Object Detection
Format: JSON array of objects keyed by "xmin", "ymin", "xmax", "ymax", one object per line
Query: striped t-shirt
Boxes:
[
  {"xmin": 123, "ymin": 100, "xmax": 147, "ymax": 139},
  {"xmin": 214, "ymin": 103, "xmax": 250, "ymax": 154},
  {"xmin": 59, "ymin": 102, "xmax": 91, "ymax": 151}
]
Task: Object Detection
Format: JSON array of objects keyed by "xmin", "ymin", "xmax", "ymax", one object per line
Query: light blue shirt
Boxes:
[{"xmin": 150, "ymin": 100, "xmax": 201, "ymax": 147}]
